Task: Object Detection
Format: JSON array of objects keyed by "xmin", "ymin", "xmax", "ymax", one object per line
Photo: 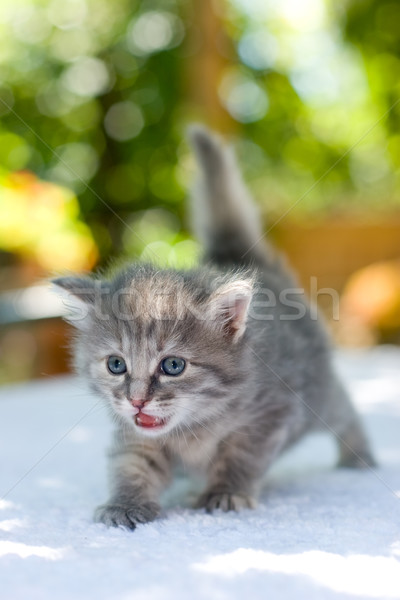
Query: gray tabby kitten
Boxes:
[{"xmin": 53, "ymin": 126, "xmax": 375, "ymax": 529}]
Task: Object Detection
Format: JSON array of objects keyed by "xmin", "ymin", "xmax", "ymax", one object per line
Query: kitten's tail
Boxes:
[{"xmin": 188, "ymin": 125, "xmax": 270, "ymax": 268}]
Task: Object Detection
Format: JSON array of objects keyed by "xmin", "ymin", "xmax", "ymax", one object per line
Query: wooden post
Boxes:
[{"xmin": 183, "ymin": 0, "xmax": 236, "ymax": 133}]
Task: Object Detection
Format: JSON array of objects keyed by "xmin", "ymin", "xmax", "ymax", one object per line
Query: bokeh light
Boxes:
[
  {"xmin": 104, "ymin": 101, "xmax": 144, "ymax": 141},
  {"xmin": 126, "ymin": 11, "xmax": 184, "ymax": 56},
  {"xmin": 219, "ymin": 69, "xmax": 269, "ymax": 123},
  {"xmin": 0, "ymin": 171, "xmax": 98, "ymax": 272}
]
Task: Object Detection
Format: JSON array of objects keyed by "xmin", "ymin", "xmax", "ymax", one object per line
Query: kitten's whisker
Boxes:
[
  {"xmin": 177, "ymin": 423, "xmax": 189, "ymax": 454},
  {"xmin": 170, "ymin": 399, "xmax": 254, "ymax": 440},
  {"xmin": 176, "ymin": 420, "xmax": 216, "ymax": 468}
]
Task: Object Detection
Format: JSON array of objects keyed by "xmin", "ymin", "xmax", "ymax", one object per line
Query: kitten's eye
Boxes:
[
  {"xmin": 161, "ymin": 357, "xmax": 186, "ymax": 376},
  {"xmin": 107, "ymin": 356, "xmax": 127, "ymax": 375}
]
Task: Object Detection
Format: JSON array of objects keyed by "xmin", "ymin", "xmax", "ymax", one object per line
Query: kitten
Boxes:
[{"xmin": 53, "ymin": 126, "xmax": 375, "ymax": 529}]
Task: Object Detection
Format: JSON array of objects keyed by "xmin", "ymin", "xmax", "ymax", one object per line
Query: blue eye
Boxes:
[
  {"xmin": 107, "ymin": 356, "xmax": 127, "ymax": 375},
  {"xmin": 161, "ymin": 357, "xmax": 186, "ymax": 376}
]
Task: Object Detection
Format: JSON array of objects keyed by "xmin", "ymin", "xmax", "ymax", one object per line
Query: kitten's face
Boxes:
[
  {"xmin": 84, "ymin": 318, "xmax": 236, "ymax": 438},
  {"xmin": 55, "ymin": 269, "xmax": 252, "ymax": 438}
]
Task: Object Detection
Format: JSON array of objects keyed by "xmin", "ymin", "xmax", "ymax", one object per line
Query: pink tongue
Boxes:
[{"xmin": 138, "ymin": 413, "xmax": 159, "ymax": 426}]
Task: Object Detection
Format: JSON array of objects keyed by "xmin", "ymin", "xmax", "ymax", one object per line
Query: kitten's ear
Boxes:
[
  {"xmin": 208, "ymin": 279, "xmax": 253, "ymax": 342},
  {"xmin": 51, "ymin": 276, "xmax": 98, "ymax": 330}
]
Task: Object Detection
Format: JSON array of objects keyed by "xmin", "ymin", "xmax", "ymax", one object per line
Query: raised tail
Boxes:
[{"xmin": 188, "ymin": 125, "xmax": 270, "ymax": 269}]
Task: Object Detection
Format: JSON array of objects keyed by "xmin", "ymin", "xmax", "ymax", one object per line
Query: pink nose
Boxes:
[{"xmin": 130, "ymin": 397, "xmax": 146, "ymax": 409}]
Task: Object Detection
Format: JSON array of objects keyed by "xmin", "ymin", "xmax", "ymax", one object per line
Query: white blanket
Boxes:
[{"xmin": 1, "ymin": 348, "xmax": 399, "ymax": 600}]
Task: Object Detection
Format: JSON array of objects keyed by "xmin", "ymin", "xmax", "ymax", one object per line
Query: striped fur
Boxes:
[{"xmin": 54, "ymin": 127, "xmax": 375, "ymax": 529}]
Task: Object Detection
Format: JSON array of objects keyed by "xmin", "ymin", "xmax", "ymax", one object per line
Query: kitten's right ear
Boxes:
[
  {"xmin": 51, "ymin": 276, "xmax": 98, "ymax": 330},
  {"xmin": 208, "ymin": 279, "xmax": 253, "ymax": 343}
]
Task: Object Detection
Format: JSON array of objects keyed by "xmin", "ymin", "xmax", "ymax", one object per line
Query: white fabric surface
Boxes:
[{"xmin": 0, "ymin": 347, "xmax": 399, "ymax": 600}]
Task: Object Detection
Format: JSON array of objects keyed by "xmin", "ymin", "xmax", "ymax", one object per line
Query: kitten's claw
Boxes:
[
  {"xmin": 196, "ymin": 492, "xmax": 256, "ymax": 513},
  {"xmin": 94, "ymin": 501, "xmax": 160, "ymax": 529}
]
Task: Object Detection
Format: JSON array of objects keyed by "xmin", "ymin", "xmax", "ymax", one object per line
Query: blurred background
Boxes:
[{"xmin": 0, "ymin": 0, "xmax": 400, "ymax": 384}]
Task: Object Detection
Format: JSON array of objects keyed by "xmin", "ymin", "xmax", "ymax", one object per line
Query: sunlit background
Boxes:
[{"xmin": 0, "ymin": 0, "xmax": 400, "ymax": 383}]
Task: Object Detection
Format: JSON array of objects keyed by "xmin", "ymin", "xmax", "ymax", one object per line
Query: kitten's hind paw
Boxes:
[
  {"xmin": 196, "ymin": 492, "xmax": 256, "ymax": 513},
  {"xmin": 94, "ymin": 501, "xmax": 160, "ymax": 529},
  {"xmin": 338, "ymin": 449, "xmax": 377, "ymax": 470}
]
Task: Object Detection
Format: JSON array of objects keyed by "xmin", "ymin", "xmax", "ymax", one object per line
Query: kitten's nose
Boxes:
[{"xmin": 130, "ymin": 397, "xmax": 146, "ymax": 409}]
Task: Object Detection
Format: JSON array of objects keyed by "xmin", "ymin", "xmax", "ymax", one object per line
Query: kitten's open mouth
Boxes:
[{"xmin": 135, "ymin": 413, "xmax": 169, "ymax": 430}]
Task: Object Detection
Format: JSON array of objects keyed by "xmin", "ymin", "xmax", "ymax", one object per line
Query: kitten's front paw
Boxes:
[
  {"xmin": 196, "ymin": 492, "xmax": 256, "ymax": 513},
  {"xmin": 94, "ymin": 501, "xmax": 160, "ymax": 529}
]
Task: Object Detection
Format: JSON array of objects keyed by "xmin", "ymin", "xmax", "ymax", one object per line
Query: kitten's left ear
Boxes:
[
  {"xmin": 51, "ymin": 276, "xmax": 99, "ymax": 330},
  {"xmin": 208, "ymin": 279, "xmax": 253, "ymax": 342}
]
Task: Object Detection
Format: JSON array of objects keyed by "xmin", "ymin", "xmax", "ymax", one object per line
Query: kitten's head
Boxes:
[{"xmin": 53, "ymin": 265, "xmax": 253, "ymax": 438}]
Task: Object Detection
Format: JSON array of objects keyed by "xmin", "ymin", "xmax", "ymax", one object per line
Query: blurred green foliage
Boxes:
[{"xmin": 0, "ymin": 0, "xmax": 399, "ymax": 272}]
